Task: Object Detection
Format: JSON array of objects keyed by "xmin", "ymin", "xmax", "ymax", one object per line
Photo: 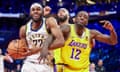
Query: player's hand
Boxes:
[
  {"xmin": 37, "ymin": 46, "xmax": 49, "ymax": 64},
  {"xmin": 99, "ymin": 20, "xmax": 114, "ymax": 31},
  {"xmin": 4, "ymin": 53, "xmax": 13, "ymax": 63},
  {"xmin": 20, "ymin": 50, "xmax": 29, "ymax": 57},
  {"xmin": 44, "ymin": 6, "xmax": 51, "ymax": 16}
]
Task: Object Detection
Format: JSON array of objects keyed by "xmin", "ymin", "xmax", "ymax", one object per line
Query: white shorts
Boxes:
[{"xmin": 21, "ymin": 61, "xmax": 53, "ymax": 72}]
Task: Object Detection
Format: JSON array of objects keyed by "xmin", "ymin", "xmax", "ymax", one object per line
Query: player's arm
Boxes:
[
  {"xmin": 90, "ymin": 20, "xmax": 117, "ymax": 45},
  {"xmin": 59, "ymin": 24, "xmax": 70, "ymax": 39},
  {"xmin": 19, "ymin": 25, "xmax": 26, "ymax": 39},
  {"xmin": 3, "ymin": 54, "xmax": 13, "ymax": 63},
  {"xmin": 42, "ymin": 24, "xmax": 70, "ymax": 50},
  {"xmin": 43, "ymin": 6, "xmax": 51, "ymax": 17},
  {"xmin": 47, "ymin": 50, "xmax": 54, "ymax": 65},
  {"xmin": 46, "ymin": 17, "xmax": 65, "ymax": 50},
  {"xmin": 19, "ymin": 25, "xmax": 41, "ymax": 56}
]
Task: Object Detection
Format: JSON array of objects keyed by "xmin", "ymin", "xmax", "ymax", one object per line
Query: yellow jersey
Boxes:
[
  {"xmin": 54, "ymin": 48, "xmax": 62, "ymax": 64},
  {"xmin": 61, "ymin": 24, "xmax": 92, "ymax": 70}
]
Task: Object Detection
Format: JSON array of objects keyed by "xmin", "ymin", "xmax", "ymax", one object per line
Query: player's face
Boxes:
[
  {"xmin": 98, "ymin": 60, "xmax": 103, "ymax": 66},
  {"xmin": 75, "ymin": 11, "xmax": 89, "ymax": 26},
  {"xmin": 57, "ymin": 10, "xmax": 67, "ymax": 22},
  {"xmin": 30, "ymin": 6, "xmax": 43, "ymax": 22}
]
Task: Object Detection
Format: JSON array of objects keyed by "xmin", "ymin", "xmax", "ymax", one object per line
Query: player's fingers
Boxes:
[
  {"xmin": 44, "ymin": 6, "xmax": 51, "ymax": 10},
  {"xmin": 37, "ymin": 56, "xmax": 41, "ymax": 60},
  {"xmin": 42, "ymin": 58, "xmax": 45, "ymax": 64},
  {"xmin": 106, "ymin": 24, "xmax": 113, "ymax": 30},
  {"xmin": 38, "ymin": 57, "xmax": 42, "ymax": 63},
  {"xmin": 103, "ymin": 21, "xmax": 109, "ymax": 28},
  {"xmin": 44, "ymin": 56, "xmax": 48, "ymax": 64},
  {"xmin": 99, "ymin": 20, "xmax": 106, "ymax": 23}
]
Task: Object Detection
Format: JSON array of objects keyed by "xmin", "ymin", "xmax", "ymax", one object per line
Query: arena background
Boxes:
[{"xmin": 0, "ymin": 0, "xmax": 120, "ymax": 72}]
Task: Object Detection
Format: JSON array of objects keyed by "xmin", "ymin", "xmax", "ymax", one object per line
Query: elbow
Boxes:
[
  {"xmin": 111, "ymin": 41, "xmax": 118, "ymax": 45},
  {"xmin": 59, "ymin": 39, "xmax": 65, "ymax": 47},
  {"xmin": 110, "ymin": 40, "xmax": 118, "ymax": 45}
]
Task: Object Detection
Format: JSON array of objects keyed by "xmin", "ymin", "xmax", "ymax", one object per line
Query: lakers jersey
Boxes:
[
  {"xmin": 54, "ymin": 46, "xmax": 62, "ymax": 64},
  {"xmin": 54, "ymin": 24, "xmax": 71, "ymax": 64},
  {"xmin": 25, "ymin": 18, "xmax": 49, "ymax": 62},
  {"xmin": 61, "ymin": 24, "xmax": 92, "ymax": 70}
]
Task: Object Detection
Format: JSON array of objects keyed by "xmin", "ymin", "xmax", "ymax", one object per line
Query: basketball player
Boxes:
[
  {"xmin": 53, "ymin": 8, "xmax": 70, "ymax": 72},
  {"xmin": 56, "ymin": 11, "xmax": 117, "ymax": 72},
  {"xmin": 20, "ymin": 3, "xmax": 64, "ymax": 72}
]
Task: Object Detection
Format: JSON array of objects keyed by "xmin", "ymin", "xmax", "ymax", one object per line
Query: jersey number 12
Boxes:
[{"xmin": 70, "ymin": 48, "xmax": 81, "ymax": 60}]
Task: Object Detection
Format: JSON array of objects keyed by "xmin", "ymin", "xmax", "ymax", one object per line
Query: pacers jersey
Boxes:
[
  {"xmin": 25, "ymin": 18, "xmax": 49, "ymax": 62},
  {"xmin": 61, "ymin": 24, "xmax": 92, "ymax": 70}
]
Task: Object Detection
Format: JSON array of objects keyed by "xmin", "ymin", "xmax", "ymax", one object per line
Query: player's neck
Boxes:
[
  {"xmin": 75, "ymin": 24, "xmax": 85, "ymax": 37},
  {"xmin": 32, "ymin": 21, "xmax": 42, "ymax": 30}
]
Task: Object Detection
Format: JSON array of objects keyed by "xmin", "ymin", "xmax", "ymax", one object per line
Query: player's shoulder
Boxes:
[
  {"xmin": 20, "ymin": 25, "xmax": 26, "ymax": 31},
  {"xmin": 45, "ymin": 16, "xmax": 58, "ymax": 29},
  {"xmin": 60, "ymin": 24, "xmax": 70, "ymax": 33}
]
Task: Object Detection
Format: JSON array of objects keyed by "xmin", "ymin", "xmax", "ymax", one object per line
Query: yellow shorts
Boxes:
[
  {"xmin": 63, "ymin": 66, "xmax": 89, "ymax": 72},
  {"xmin": 56, "ymin": 64, "xmax": 63, "ymax": 72}
]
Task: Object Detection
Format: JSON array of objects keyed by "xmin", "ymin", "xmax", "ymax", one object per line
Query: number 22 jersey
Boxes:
[{"xmin": 25, "ymin": 18, "xmax": 49, "ymax": 62}]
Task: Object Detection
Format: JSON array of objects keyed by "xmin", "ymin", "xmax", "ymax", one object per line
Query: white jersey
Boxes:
[
  {"xmin": 25, "ymin": 18, "xmax": 49, "ymax": 63},
  {"xmin": 0, "ymin": 55, "xmax": 4, "ymax": 72}
]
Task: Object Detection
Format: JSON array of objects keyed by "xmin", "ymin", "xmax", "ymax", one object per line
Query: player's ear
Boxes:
[{"xmin": 72, "ymin": 17, "xmax": 76, "ymax": 23}]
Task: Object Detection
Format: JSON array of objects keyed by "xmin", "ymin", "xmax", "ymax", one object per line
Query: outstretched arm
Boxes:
[{"xmin": 91, "ymin": 20, "xmax": 117, "ymax": 45}]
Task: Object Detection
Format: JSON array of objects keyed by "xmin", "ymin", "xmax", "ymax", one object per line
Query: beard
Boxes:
[{"xmin": 57, "ymin": 15, "xmax": 67, "ymax": 22}]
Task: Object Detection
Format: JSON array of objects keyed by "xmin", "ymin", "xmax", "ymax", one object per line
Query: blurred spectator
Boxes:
[
  {"xmin": 0, "ymin": 49, "xmax": 4, "ymax": 72},
  {"xmin": 90, "ymin": 62, "xmax": 96, "ymax": 72},
  {"xmin": 95, "ymin": 59, "xmax": 106, "ymax": 72},
  {"xmin": 16, "ymin": 64, "xmax": 21, "ymax": 72}
]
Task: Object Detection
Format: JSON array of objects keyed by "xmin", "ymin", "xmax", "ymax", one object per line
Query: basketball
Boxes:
[{"xmin": 7, "ymin": 39, "xmax": 28, "ymax": 59}]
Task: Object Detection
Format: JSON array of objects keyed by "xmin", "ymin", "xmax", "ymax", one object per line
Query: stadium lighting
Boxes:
[
  {"xmin": 46, "ymin": 0, "xmax": 50, "ymax": 2},
  {"xmin": 59, "ymin": 0, "xmax": 62, "ymax": 2}
]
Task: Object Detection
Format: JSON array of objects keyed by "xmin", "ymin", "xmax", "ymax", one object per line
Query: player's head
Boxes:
[
  {"xmin": 57, "ymin": 8, "xmax": 69, "ymax": 22},
  {"xmin": 30, "ymin": 3, "xmax": 43, "ymax": 22},
  {"xmin": 90, "ymin": 63, "xmax": 96, "ymax": 71},
  {"xmin": 75, "ymin": 11, "xmax": 89, "ymax": 27},
  {"xmin": 98, "ymin": 59, "xmax": 103, "ymax": 67}
]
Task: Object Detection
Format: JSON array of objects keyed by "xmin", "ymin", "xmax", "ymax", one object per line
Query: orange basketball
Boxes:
[{"xmin": 7, "ymin": 39, "xmax": 28, "ymax": 59}]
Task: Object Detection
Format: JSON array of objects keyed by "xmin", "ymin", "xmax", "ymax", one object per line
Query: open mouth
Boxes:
[
  {"xmin": 79, "ymin": 19, "xmax": 84, "ymax": 24},
  {"xmin": 33, "ymin": 14, "xmax": 39, "ymax": 18}
]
